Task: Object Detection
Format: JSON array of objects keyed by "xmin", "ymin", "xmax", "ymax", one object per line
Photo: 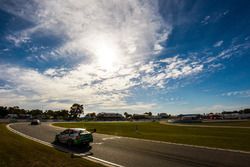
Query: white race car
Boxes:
[
  {"xmin": 30, "ymin": 119, "xmax": 41, "ymax": 125},
  {"xmin": 55, "ymin": 128, "xmax": 94, "ymax": 146}
]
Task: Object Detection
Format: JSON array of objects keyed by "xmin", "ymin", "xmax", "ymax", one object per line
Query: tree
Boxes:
[
  {"xmin": 29, "ymin": 109, "xmax": 43, "ymax": 117},
  {"xmin": 8, "ymin": 106, "xmax": 20, "ymax": 114},
  {"xmin": 69, "ymin": 103, "xmax": 84, "ymax": 119},
  {"xmin": 89, "ymin": 112, "xmax": 96, "ymax": 117},
  {"xmin": 59, "ymin": 109, "xmax": 69, "ymax": 119},
  {"xmin": 0, "ymin": 106, "xmax": 8, "ymax": 118},
  {"xmin": 144, "ymin": 112, "xmax": 152, "ymax": 116},
  {"xmin": 244, "ymin": 108, "xmax": 250, "ymax": 114},
  {"xmin": 44, "ymin": 110, "xmax": 55, "ymax": 119},
  {"xmin": 124, "ymin": 112, "xmax": 132, "ymax": 119},
  {"xmin": 124, "ymin": 112, "xmax": 128, "ymax": 118}
]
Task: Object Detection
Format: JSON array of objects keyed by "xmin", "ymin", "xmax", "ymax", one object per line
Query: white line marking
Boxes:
[
  {"xmin": 72, "ymin": 152, "xmax": 93, "ymax": 157},
  {"xmin": 87, "ymin": 156, "xmax": 124, "ymax": 167},
  {"xmin": 6, "ymin": 123, "xmax": 124, "ymax": 167},
  {"xmin": 49, "ymin": 123, "xmax": 66, "ymax": 129},
  {"xmin": 92, "ymin": 142, "xmax": 103, "ymax": 145},
  {"xmin": 102, "ymin": 137, "xmax": 121, "ymax": 141}
]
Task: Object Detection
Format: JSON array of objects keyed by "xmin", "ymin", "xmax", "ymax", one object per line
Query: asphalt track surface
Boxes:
[{"xmin": 10, "ymin": 122, "xmax": 250, "ymax": 167}]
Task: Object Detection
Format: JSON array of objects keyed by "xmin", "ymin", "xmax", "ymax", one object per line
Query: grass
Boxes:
[
  {"xmin": 54, "ymin": 121, "xmax": 250, "ymax": 151},
  {"xmin": 0, "ymin": 123, "xmax": 103, "ymax": 167},
  {"xmin": 188, "ymin": 120, "xmax": 250, "ymax": 127}
]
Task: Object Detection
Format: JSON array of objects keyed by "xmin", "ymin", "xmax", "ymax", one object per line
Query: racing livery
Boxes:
[{"xmin": 55, "ymin": 128, "xmax": 93, "ymax": 146}]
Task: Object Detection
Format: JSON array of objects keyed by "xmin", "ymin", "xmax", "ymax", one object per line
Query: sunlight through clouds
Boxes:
[
  {"xmin": 0, "ymin": 0, "xmax": 173, "ymax": 111},
  {"xmin": 1, "ymin": 0, "xmax": 250, "ymax": 113}
]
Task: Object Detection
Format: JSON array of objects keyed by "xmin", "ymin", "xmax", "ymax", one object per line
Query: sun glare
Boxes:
[{"xmin": 94, "ymin": 37, "xmax": 120, "ymax": 71}]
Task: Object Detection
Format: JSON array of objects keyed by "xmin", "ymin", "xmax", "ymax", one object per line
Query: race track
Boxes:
[{"xmin": 9, "ymin": 122, "xmax": 250, "ymax": 167}]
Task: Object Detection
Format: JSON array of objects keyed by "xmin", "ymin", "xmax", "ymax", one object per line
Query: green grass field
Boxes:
[
  {"xmin": 188, "ymin": 120, "xmax": 250, "ymax": 127},
  {"xmin": 0, "ymin": 123, "xmax": 103, "ymax": 167},
  {"xmin": 54, "ymin": 121, "xmax": 250, "ymax": 151}
]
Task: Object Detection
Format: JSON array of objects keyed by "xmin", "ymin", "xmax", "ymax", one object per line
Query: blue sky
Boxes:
[{"xmin": 0, "ymin": 0, "xmax": 250, "ymax": 114}]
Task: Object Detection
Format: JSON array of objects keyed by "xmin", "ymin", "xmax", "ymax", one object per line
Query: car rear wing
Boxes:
[{"xmin": 90, "ymin": 128, "xmax": 96, "ymax": 134}]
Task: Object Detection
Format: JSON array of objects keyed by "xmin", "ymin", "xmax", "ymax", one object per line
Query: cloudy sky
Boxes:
[{"xmin": 0, "ymin": 0, "xmax": 250, "ymax": 114}]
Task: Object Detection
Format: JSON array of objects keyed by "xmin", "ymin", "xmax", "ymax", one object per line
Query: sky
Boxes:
[{"xmin": 0, "ymin": 0, "xmax": 250, "ymax": 115}]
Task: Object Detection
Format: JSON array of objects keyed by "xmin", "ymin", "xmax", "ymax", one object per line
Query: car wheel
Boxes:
[
  {"xmin": 54, "ymin": 136, "xmax": 59, "ymax": 143},
  {"xmin": 67, "ymin": 140, "xmax": 73, "ymax": 147},
  {"xmin": 81, "ymin": 142, "xmax": 90, "ymax": 147}
]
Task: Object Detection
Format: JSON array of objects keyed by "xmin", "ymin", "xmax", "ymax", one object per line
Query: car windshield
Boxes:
[{"xmin": 78, "ymin": 130, "xmax": 88, "ymax": 134}]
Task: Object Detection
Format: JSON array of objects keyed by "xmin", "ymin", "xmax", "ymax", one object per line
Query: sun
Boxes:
[{"xmin": 93, "ymin": 36, "xmax": 120, "ymax": 71}]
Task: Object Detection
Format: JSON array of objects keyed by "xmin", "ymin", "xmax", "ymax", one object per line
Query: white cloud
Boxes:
[
  {"xmin": 213, "ymin": 40, "xmax": 223, "ymax": 47},
  {"xmin": 0, "ymin": 53, "xmax": 204, "ymax": 111},
  {"xmin": 100, "ymin": 102, "xmax": 156, "ymax": 113},
  {"xmin": 161, "ymin": 56, "xmax": 203, "ymax": 79},
  {"xmin": 43, "ymin": 68, "xmax": 68, "ymax": 77},
  {"xmin": 217, "ymin": 43, "xmax": 247, "ymax": 59},
  {"xmin": 205, "ymin": 41, "xmax": 250, "ymax": 64},
  {"xmin": 201, "ymin": 15, "xmax": 210, "ymax": 25},
  {"xmin": 222, "ymin": 90, "xmax": 250, "ymax": 97},
  {"xmin": 201, "ymin": 10, "xmax": 229, "ymax": 25},
  {"xmin": 2, "ymin": 0, "xmax": 171, "ymax": 66},
  {"xmin": 6, "ymin": 34, "xmax": 30, "ymax": 47},
  {"xmin": 207, "ymin": 63, "xmax": 224, "ymax": 71}
]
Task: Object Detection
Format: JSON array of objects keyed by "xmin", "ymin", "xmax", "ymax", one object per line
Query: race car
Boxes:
[
  {"xmin": 30, "ymin": 119, "xmax": 41, "ymax": 125},
  {"xmin": 55, "ymin": 128, "xmax": 94, "ymax": 146}
]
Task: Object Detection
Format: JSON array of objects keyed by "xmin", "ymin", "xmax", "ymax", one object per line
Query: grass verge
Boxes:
[
  {"xmin": 54, "ymin": 122, "xmax": 250, "ymax": 152},
  {"xmin": 188, "ymin": 120, "xmax": 250, "ymax": 127},
  {"xmin": 0, "ymin": 123, "xmax": 103, "ymax": 167}
]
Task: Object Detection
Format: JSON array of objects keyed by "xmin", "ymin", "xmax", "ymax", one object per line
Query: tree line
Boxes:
[
  {"xmin": 222, "ymin": 108, "xmax": 250, "ymax": 114},
  {"xmin": 0, "ymin": 103, "xmax": 84, "ymax": 119}
]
